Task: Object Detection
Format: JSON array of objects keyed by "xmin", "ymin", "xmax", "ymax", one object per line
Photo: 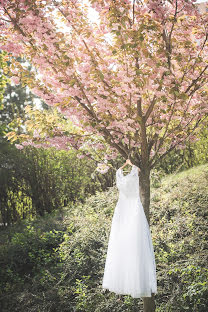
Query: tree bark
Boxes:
[
  {"xmin": 139, "ymin": 165, "xmax": 156, "ymax": 312},
  {"xmin": 139, "ymin": 166, "xmax": 151, "ymax": 224}
]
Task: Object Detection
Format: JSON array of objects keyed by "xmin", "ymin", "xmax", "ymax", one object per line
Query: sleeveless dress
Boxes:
[{"xmin": 102, "ymin": 165, "xmax": 157, "ymax": 298}]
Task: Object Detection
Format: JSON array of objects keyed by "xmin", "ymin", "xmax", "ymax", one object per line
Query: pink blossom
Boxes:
[
  {"xmin": 15, "ymin": 144, "xmax": 24, "ymax": 150},
  {"xmin": 96, "ymin": 163, "xmax": 110, "ymax": 174},
  {"xmin": 11, "ymin": 76, "xmax": 20, "ymax": 85}
]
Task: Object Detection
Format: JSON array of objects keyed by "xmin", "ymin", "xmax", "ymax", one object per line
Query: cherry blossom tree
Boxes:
[{"xmin": 0, "ymin": 0, "xmax": 208, "ymax": 310}]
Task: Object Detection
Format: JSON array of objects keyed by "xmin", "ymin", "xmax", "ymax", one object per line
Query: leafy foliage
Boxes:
[
  {"xmin": 0, "ymin": 51, "xmax": 9, "ymax": 110},
  {"xmin": 0, "ymin": 145, "xmax": 114, "ymax": 225},
  {"xmin": 0, "ymin": 163, "xmax": 207, "ymax": 311},
  {"xmin": 155, "ymin": 119, "xmax": 208, "ymax": 174}
]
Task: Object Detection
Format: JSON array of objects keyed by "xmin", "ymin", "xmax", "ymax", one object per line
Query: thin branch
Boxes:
[
  {"xmin": 185, "ymin": 65, "xmax": 208, "ymax": 94},
  {"xmin": 150, "ymin": 114, "xmax": 207, "ymax": 169}
]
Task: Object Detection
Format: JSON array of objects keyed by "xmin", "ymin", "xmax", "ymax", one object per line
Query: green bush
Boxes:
[{"xmin": 0, "ymin": 144, "xmax": 115, "ymax": 225}]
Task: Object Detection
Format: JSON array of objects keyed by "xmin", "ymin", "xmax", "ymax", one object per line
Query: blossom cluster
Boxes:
[
  {"xmin": 96, "ymin": 163, "xmax": 110, "ymax": 174},
  {"xmin": 0, "ymin": 0, "xmax": 207, "ymax": 164}
]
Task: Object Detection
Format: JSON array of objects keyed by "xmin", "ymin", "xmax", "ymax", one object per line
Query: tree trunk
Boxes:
[{"xmin": 139, "ymin": 165, "xmax": 156, "ymax": 312}]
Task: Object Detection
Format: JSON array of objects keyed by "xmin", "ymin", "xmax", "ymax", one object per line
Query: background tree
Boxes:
[
  {"xmin": 1, "ymin": 0, "xmax": 208, "ymax": 310},
  {"xmin": 0, "ymin": 50, "xmax": 10, "ymax": 134},
  {"xmin": 0, "ymin": 54, "xmax": 112, "ymax": 226},
  {"xmin": 158, "ymin": 118, "xmax": 208, "ymax": 174}
]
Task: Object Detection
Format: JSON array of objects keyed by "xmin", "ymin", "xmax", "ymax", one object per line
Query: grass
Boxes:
[{"xmin": 0, "ymin": 163, "xmax": 208, "ymax": 312}]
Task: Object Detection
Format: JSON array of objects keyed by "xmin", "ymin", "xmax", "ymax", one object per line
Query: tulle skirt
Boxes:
[{"xmin": 102, "ymin": 196, "xmax": 157, "ymax": 298}]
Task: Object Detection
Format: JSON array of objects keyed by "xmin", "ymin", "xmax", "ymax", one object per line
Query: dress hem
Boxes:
[{"xmin": 102, "ymin": 286, "xmax": 157, "ymax": 298}]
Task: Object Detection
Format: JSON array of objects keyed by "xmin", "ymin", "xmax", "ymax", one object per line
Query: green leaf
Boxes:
[
  {"xmin": 98, "ymin": 71, "xmax": 104, "ymax": 80},
  {"xmin": 69, "ymin": 79, "xmax": 76, "ymax": 87}
]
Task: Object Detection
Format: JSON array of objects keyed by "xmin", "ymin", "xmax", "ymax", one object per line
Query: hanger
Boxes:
[
  {"xmin": 120, "ymin": 157, "xmax": 141, "ymax": 173},
  {"xmin": 121, "ymin": 158, "xmax": 133, "ymax": 171}
]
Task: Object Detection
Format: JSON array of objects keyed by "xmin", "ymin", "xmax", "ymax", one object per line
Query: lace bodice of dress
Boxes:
[{"xmin": 116, "ymin": 165, "xmax": 139, "ymax": 199}]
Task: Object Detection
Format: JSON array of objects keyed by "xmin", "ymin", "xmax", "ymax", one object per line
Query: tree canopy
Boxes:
[{"xmin": 0, "ymin": 0, "xmax": 207, "ymax": 169}]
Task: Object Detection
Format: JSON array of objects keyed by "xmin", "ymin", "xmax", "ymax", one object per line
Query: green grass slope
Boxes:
[{"xmin": 0, "ymin": 164, "xmax": 207, "ymax": 312}]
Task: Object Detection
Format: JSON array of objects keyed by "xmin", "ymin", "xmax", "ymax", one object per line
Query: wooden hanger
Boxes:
[
  {"xmin": 121, "ymin": 158, "xmax": 133, "ymax": 170},
  {"xmin": 120, "ymin": 158, "xmax": 141, "ymax": 173}
]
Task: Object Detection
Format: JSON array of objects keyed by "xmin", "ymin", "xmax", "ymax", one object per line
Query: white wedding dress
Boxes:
[{"xmin": 102, "ymin": 165, "xmax": 157, "ymax": 298}]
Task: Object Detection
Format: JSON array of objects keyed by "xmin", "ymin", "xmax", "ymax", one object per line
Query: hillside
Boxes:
[{"xmin": 0, "ymin": 164, "xmax": 208, "ymax": 312}]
